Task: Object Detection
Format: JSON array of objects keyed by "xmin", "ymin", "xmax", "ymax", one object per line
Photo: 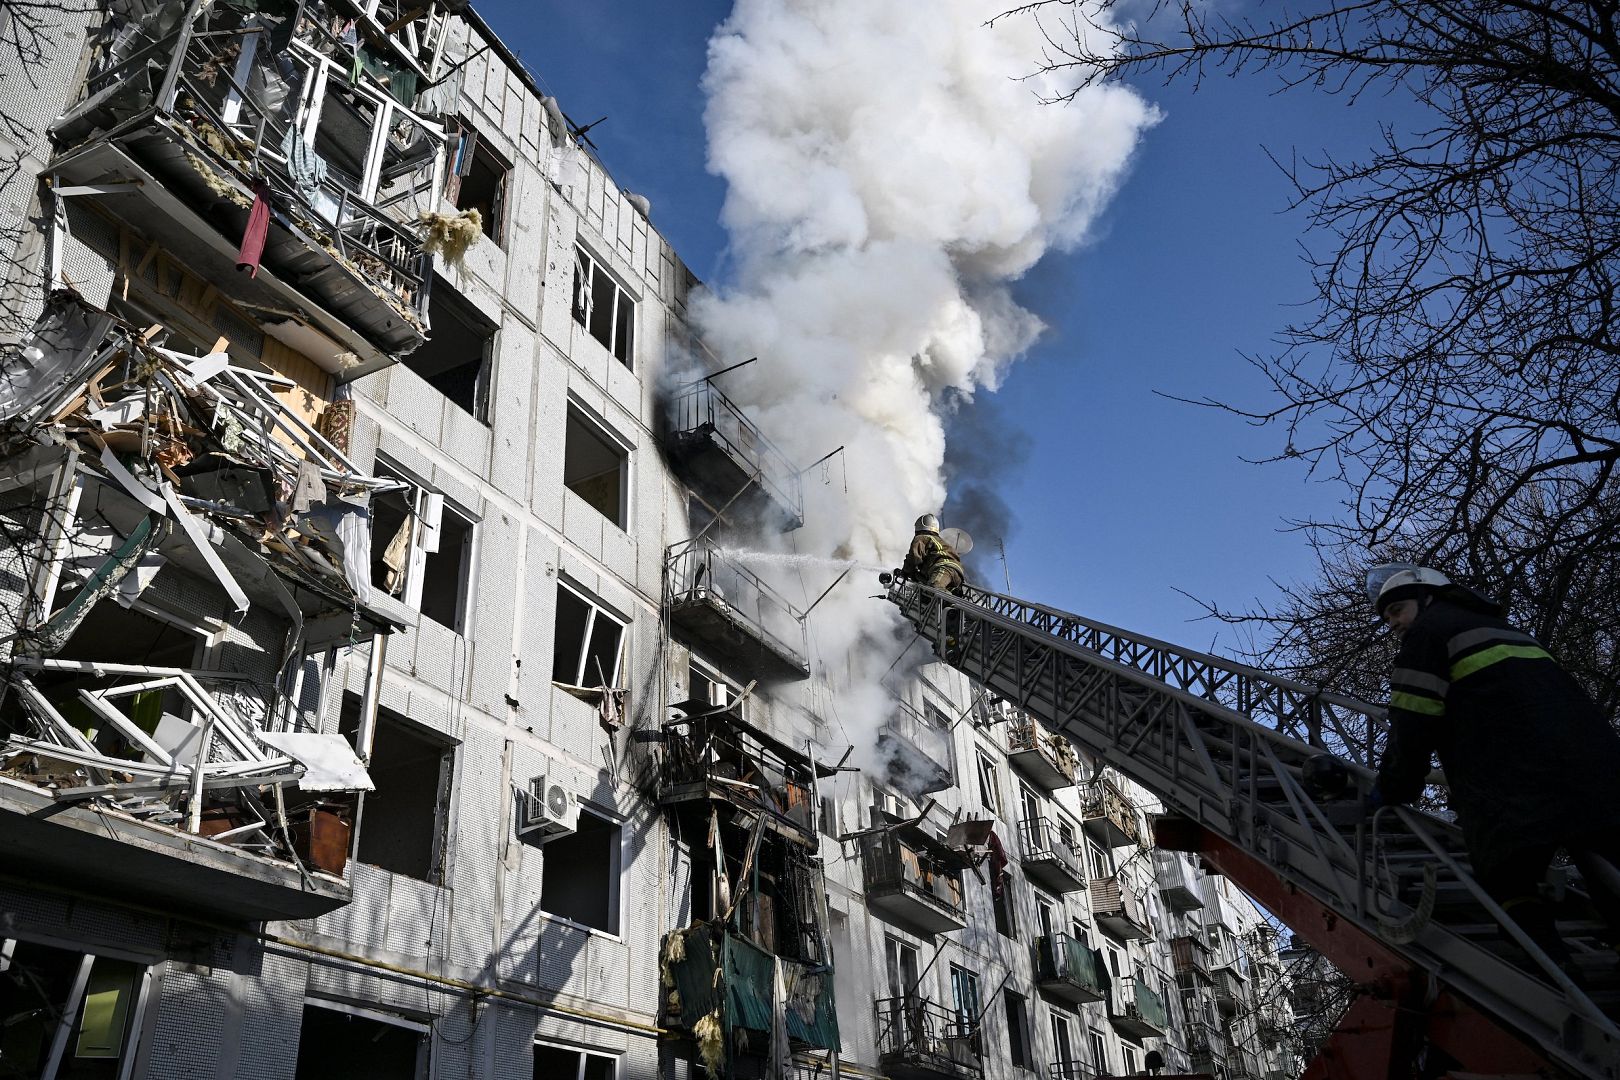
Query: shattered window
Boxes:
[
  {"xmin": 0, "ymin": 940, "xmax": 148, "ymax": 1076},
  {"xmin": 1004, "ymin": 990, "xmax": 1034, "ymax": 1070},
  {"xmin": 563, "ymin": 405, "xmax": 628, "ymax": 527},
  {"xmin": 294, "ymin": 1003, "xmax": 428, "ymax": 1078},
  {"xmin": 533, "ymin": 1043, "xmax": 617, "ymax": 1080},
  {"xmin": 405, "ymin": 276, "xmax": 496, "ymax": 420},
  {"xmin": 571, "ymin": 245, "xmax": 635, "ymax": 368},
  {"xmin": 538, "ymin": 807, "xmax": 622, "ymax": 935},
  {"xmin": 975, "ymin": 751, "xmax": 1000, "ymax": 813},
  {"xmin": 342, "ymin": 702, "xmax": 454, "ymax": 883},
  {"xmin": 448, "ymin": 124, "xmax": 509, "ymax": 245},
  {"xmin": 368, "ymin": 464, "xmax": 476, "ymax": 631},
  {"xmin": 552, "ymin": 582, "xmax": 624, "ymax": 687}
]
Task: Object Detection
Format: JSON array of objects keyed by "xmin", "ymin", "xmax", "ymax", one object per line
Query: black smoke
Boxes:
[{"xmin": 941, "ymin": 390, "xmax": 1030, "ymax": 587}]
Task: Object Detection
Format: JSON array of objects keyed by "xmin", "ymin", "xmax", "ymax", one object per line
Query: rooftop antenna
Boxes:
[
  {"xmin": 564, "ymin": 113, "xmax": 607, "ymax": 151},
  {"xmin": 997, "ymin": 537, "xmax": 1011, "ymax": 593}
]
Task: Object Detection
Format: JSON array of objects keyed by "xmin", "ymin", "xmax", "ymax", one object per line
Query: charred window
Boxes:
[
  {"xmin": 406, "ymin": 276, "xmax": 496, "ymax": 420},
  {"xmin": 533, "ymin": 1043, "xmax": 616, "ymax": 1080},
  {"xmin": 0, "ymin": 940, "xmax": 148, "ymax": 1076},
  {"xmin": 1004, "ymin": 990, "xmax": 1034, "ymax": 1070},
  {"xmin": 294, "ymin": 1004, "xmax": 427, "ymax": 1078}
]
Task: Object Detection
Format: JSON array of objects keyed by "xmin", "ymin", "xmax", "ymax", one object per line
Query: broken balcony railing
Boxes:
[
  {"xmin": 874, "ymin": 997, "xmax": 982, "ymax": 1080},
  {"xmin": 858, "ymin": 827, "xmax": 969, "ymax": 936},
  {"xmin": 1004, "ymin": 714, "xmax": 1077, "ymax": 791},
  {"xmin": 0, "ymin": 658, "xmax": 373, "ymax": 920},
  {"xmin": 1171, "ymin": 933, "xmax": 1214, "ymax": 988},
  {"xmin": 664, "ymin": 538, "xmax": 811, "ymax": 680},
  {"xmin": 1, "ymin": 293, "xmax": 409, "ymax": 651},
  {"xmin": 1080, "ymin": 776, "xmax": 1140, "ymax": 849},
  {"xmin": 660, "ymin": 701, "xmax": 828, "ymax": 845},
  {"xmin": 665, "ymin": 379, "xmax": 803, "ymax": 532},
  {"xmin": 50, "ymin": 1, "xmax": 450, "ymax": 362}
]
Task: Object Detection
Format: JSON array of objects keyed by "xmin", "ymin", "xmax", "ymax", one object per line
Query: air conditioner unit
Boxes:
[{"xmin": 518, "ymin": 776, "xmax": 580, "ymax": 842}]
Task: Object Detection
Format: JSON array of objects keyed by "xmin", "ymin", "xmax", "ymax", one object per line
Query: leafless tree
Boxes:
[{"xmin": 1003, "ymin": 0, "xmax": 1620, "ymax": 714}]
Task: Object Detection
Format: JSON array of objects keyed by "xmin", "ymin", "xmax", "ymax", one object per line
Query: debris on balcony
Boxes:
[
  {"xmin": 665, "ymin": 538, "xmax": 811, "ymax": 679},
  {"xmin": 47, "ymin": 0, "xmax": 466, "ymax": 364},
  {"xmin": 0, "ymin": 292, "xmax": 404, "ymax": 909},
  {"xmin": 662, "ymin": 698, "xmax": 833, "ymax": 845}
]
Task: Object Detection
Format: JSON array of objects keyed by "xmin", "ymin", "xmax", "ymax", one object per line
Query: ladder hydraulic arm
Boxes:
[{"xmin": 886, "ymin": 579, "xmax": 1620, "ymax": 1079}]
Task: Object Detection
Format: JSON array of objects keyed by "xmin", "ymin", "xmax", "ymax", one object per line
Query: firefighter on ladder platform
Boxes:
[
  {"xmin": 1368, "ymin": 563, "xmax": 1620, "ymax": 976},
  {"xmin": 900, "ymin": 514, "xmax": 966, "ymax": 594}
]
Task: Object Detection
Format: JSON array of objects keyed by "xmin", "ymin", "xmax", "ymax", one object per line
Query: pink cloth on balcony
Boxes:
[{"xmin": 236, "ymin": 183, "xmax": 271, "ymax": 278}]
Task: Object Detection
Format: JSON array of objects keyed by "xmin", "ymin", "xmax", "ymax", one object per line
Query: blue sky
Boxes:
[{"xmin": 493, "ymin": 2, "xmax": 1385, "ymax": 653}]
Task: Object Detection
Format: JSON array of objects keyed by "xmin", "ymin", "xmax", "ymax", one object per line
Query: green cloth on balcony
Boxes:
[{"xmin": 1134, "ymin": 980, "xmax": 1170, "ymax": 1029}]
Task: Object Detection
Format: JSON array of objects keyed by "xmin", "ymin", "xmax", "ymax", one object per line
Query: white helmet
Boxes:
[
  {"xmin": 1366, "ymin": 563, "xmax": 1449, "ymax": 617},
  {"xmin": 915, "ymin": 513, "xmax": 940, "ymax": 533}
]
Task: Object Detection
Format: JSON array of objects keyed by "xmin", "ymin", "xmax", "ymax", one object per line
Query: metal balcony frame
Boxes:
[
  {"xmin": 1018, "ymin": 815, "xmax": 1087, "ymax": 894},
  {"xmin": 665, "ymin": 379, "xmax": 804, "ymax": 530},
  {"xmin": 664, "ymin": 537, "xmax": 811, "ymax": 679},
  {"xmin": 874, "ymin": 996, "xmax": 982, "ymax": 1080}
]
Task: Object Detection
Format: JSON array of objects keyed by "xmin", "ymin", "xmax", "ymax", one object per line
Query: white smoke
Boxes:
[{"xmin": 691, "ymin": 0, "xmax": 1157, "ymax": 756}]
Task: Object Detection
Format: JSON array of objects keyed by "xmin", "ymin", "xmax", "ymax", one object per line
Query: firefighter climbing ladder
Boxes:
[{"xmin": 887, "ymin": 580, "xmax": 1620, "ymax": 1078}]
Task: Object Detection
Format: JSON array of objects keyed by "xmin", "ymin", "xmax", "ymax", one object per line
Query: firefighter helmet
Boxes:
[
  {"xmin": 1366, "ymin": 563, "xmax": 1450, "ymax": 617},
  {"xmin": 914, "ymin": 514, "xmax": 940, "ymax": 533}
]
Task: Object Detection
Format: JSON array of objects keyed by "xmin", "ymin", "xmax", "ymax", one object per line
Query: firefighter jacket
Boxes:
[
  {"xmin": 1376, "ymin": 597, "xmax": 1620, "ymax": 877},
  {"xmin": 902, "ymin": 531, "xmax": 963, "ymax": 581}
]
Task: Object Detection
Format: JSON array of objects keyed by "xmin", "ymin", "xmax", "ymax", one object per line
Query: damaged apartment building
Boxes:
[{"xmin": 0, "ymin": 2, "xmax": 1298, "ymax": 1079}]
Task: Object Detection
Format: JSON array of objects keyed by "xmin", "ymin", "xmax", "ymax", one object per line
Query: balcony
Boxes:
[
  {"xmin": 1080, "ymin": 778, "xmax": 1140, "ymax": 848},
  {"xmin": 1212, "ymin": 967, "xmax": 1243, "ymax": 1015},
  {"xmin": 1153, "ymin": 847, "xmax": 1203, "ymax": 913},
  {"xmin": 665, "ymin": 380, "xmax": 803, "ymax": 531},
  {"xmin": 1004, "ymin": 717, "xmax": 1076, "ymax": 791},
  {"xmin": 876, "ymin": 700, "xmax": 955, "ymax": 797},
  {"xmin": 665, "ymin": 538, "xmax": 811, "ymax": 680},
  {"xmin": 660, "ymin": 703, "xmax": 831, "ymax": 847},
  {"xmin": 1034, "ymin": 933, "xmax": 1107, "ymax": 1005},
  {"xmin": 48, "ymin": 5, "xmax": 449, "ymax": 369},
  {"xmin": 1108, "ymin": 973, "xmax": 1170, "ymax": 1039},
  {"xmin": 0, "ymin": 662, "xmax": 375, "ymax": 922},
  {"xmin": 859, "ymin": 827, "xmax": 969, "ymax": 935},
  {"xmin": 875, "ymin": 997, "xmax": 981, "ymax": 1080},
  {"xmin": 1047, "ymin": 1064, "xmax": 1101, "ymax": 1080},
  {"xmin": 1089, "ymin": 875, "xmax": 1152, "ymax": 941},
  {"xmin": 662, "ymin": 921, "xmax": 838, "ymax": 1064},
  {"xmin": 1171, "ymin": 934, "xmax": 1213, "ymax": 988},
  {"xmin": 1018, "ymin": 817, "xmax": 1087, "ymax": 894},
  {"xmin": 1186, "ymin": 1021, "xmax": 1227, "ymax": 1073}
]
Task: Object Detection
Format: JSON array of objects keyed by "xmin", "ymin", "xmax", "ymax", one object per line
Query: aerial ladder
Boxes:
[{"xmin": 884, "ymin": 579, "xmax": 1620, "ymax": 1079}]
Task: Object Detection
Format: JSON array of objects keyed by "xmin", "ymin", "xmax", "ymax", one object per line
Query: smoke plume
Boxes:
[{"xmin": 691, "ymin": 0, "xmax": 1157, "ymax": 758}]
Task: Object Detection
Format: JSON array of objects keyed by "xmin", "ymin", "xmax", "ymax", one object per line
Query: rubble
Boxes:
[{"xmin": 0, "ymin": 291, "xmax": 400, "ymax": 875}]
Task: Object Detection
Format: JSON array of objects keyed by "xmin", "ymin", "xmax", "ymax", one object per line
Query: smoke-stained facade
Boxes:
[{"xmin": 0, "ymin": 3, "xmax": 1300, "ymax": 1080}]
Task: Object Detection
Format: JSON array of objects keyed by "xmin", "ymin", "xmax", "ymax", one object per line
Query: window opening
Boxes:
[
  {"xmin": 975, "ymin": 752, "xmax": 1000, "ymax": 814},
  {"xmin": 369, "ymin": 465, "xmax": 475, "ymax": 631},
  {"xmin": 533, "ymin": 1042, "xmax": 616, "ymax": 1080},
  {"xmin": 294, "ymin": 1003, "xmax": 427, "ymax": 1078},
  {"xmin": 1088, "ymin": 841, "xmax": 1110, "ymax": 880},
  {"xmin": 539, "ymin": 807, "xmax": 622, "ymax": 934},
  {"xmin": 1035, "ymin": 895, "xmax": 1054, "ymax": 941},
  {"xmin": 552, "ymin": 583, "xmax": 625, "ymax": 687},
  {"xmin": 571, "ymin": 245, "xmax": 635, "ymax": 367},
  {"xmin": 1049, "ymin": 1012, "xmax": 1075, "ymax": 1072},
  {"xmin": 447, "ymin": 125, "xmax": 509, "ymax": 244},
  {"xmin": 883, "ymin": 936, "xmax": 919, "ymax": 1001},
  {"xmin": 406, "ymin": 275, "xmax": 496, "ymax": 419},
  {"xmin": 992, "ymin": 872, "xmax": 1017, "ymax": 938},
  {"xmin": 1004, "ymin": 991, "xmax": 1033, "ymax": 1070},
  {"xmin": 1087, "ymin": 1029, "xmax": 1109, "ymax": 1073},
  {"xmin": 0, "ymin": 940, "xmax": 149, "ymax": 1079},
  {"xmin": 563, "ymin": 405, "xmax": 628, "ymax": 527},
  {"xmin": 949, "ymin": 965, "xmax": 980, "ymax": 1034},
  {"xmin": 342, "ymin": 701, "xmax": 453, "ymax": 882}
]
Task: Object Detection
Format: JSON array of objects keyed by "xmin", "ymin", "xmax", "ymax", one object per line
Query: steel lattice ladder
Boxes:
[{"xmin": 887, "ymin": 580, "xmax": 1620, "ymax": 1078}]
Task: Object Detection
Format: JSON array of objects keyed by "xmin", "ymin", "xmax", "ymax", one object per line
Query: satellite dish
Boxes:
[{"xmin": 940, "ymin": 527, "xmax": 973, "ymax": 555}]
